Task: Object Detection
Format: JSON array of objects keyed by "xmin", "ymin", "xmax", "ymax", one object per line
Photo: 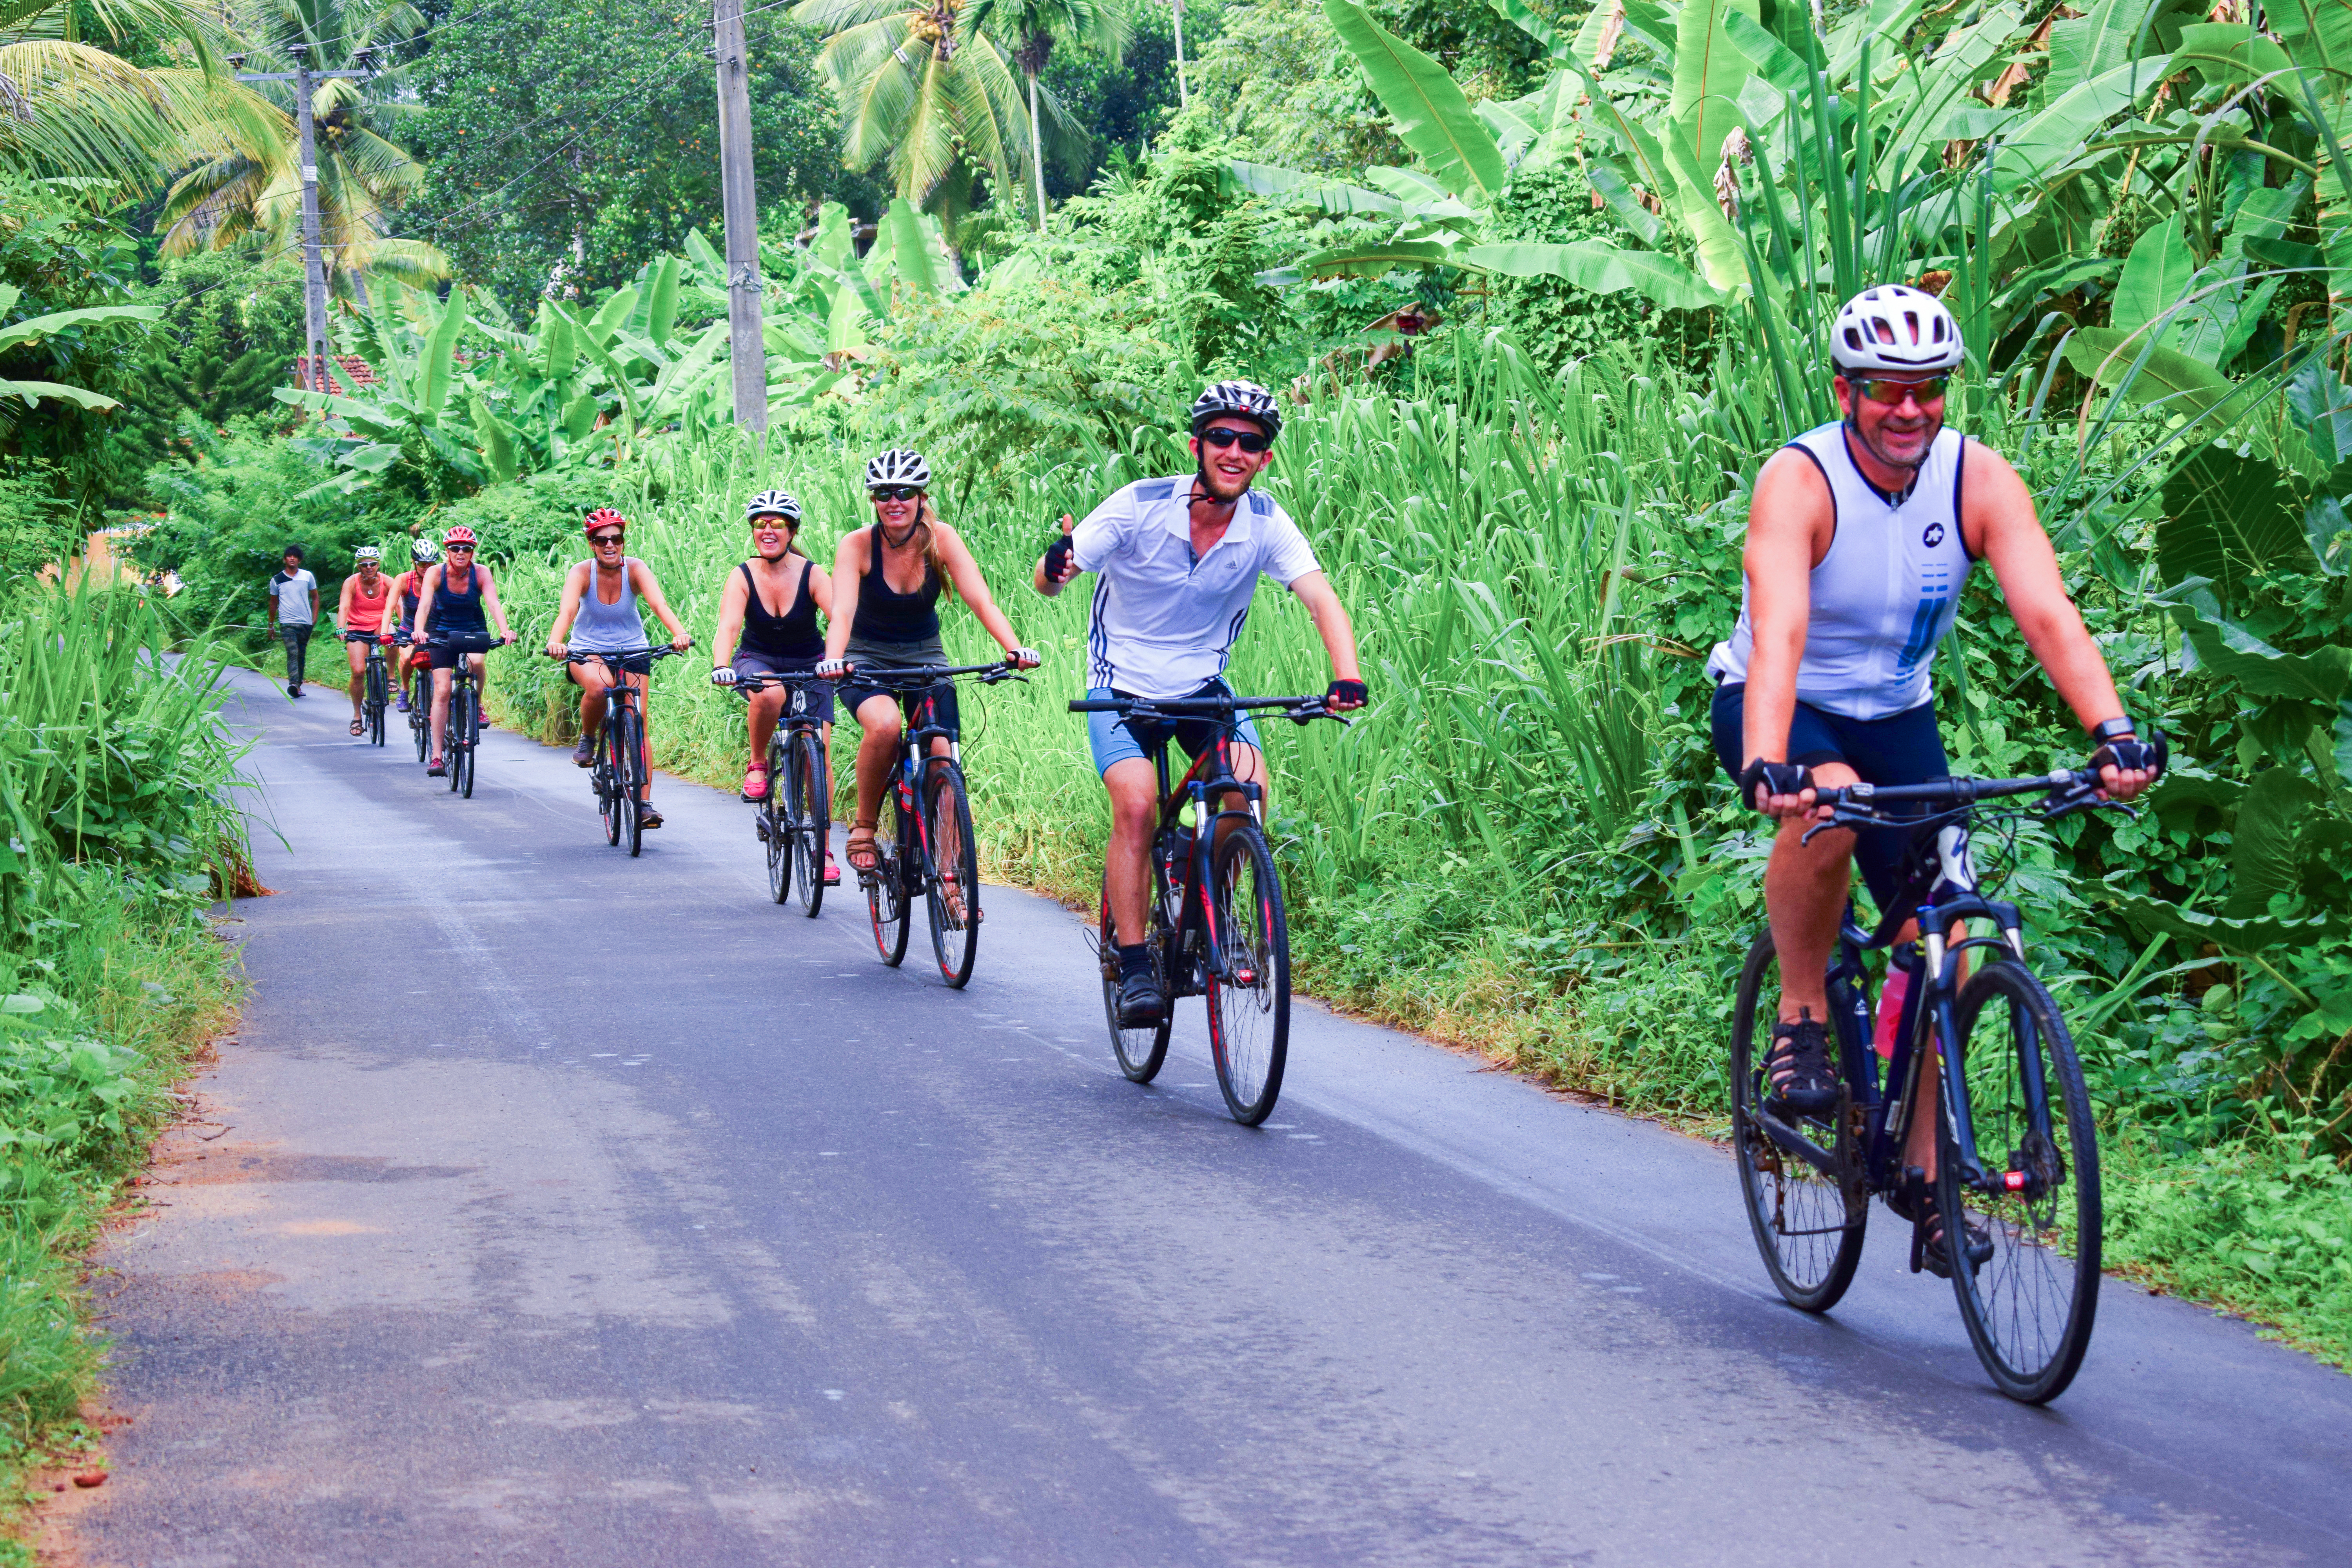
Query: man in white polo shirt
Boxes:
[{"xmin": 1036, "ymin": 379, "xmax": 1365, "ymax": 1025}]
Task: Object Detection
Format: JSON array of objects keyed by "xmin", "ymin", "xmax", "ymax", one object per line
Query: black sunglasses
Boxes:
[
  {"xmin": 445, "ymin": 543, "xmax": 475, "ymax": 552},
  {"xmin": 589, "ymin": 532, "xmax": 624, "ymax": 547},
  {"xmin": 871, "ymin": 485, "xmax": 925, "ymax": 503},
  {"xmin": 1198, "ymin": 428, "xmax": 1272, "ymax": 453}
]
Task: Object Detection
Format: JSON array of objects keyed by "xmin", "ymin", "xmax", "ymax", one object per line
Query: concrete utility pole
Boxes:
[
  {"xmin": 1172, "ymin": 0, "xmax": 1188, "ymax": 109},
  {"xmin": 712, "ymin": 0, "xmax": 766, "ymax": 432},
  {"xmin": 235, "ymin": 47, "xmax": 374, "ymax": 393}
]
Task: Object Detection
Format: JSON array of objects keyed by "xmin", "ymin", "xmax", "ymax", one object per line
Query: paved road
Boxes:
[{"xmin": 66, "ymin": 668, "xmax": 2352, "ymax": 1566}]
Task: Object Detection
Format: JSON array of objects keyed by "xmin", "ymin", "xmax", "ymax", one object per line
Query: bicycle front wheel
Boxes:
[
  {"xmin": 867, "ymin": 789, "xmax": 910, "ymax": 967},
  {"xmin": 788, "ymin": 730, "xmax": 826, "ymax": 918},
  {"xmin": 367, "ymin": 662, "xmax": 387, "ymax": 746},
  {"xmin": 446, "ymin": 688, "xmax": 468, "ymax": 794},
  {"xmin": 617, "ymin": 708, "xmax": 644, "ymax": 857},
  {"xmin": 923, "ymin": 760, "xmax": 979, "ymax": 988},
  {"xmin": 457, "ymin": 689, "xmax": 478, "ymax": 798},
  {"xmin": 1206, "ymin": 824, "xmax": 1289, "ymax": 1125},
  {"xmin": 1939, "ymin": 959, "xmax": 2102, "ymax": 1404},
  {"xmin": 1730, "ymin": 929, "xmax": 1864, "ymax": 1312},
  {"xmin": 1100, "ymin": 870, "xmax": 1170, "ymax": 1082},
  {"xmin": 765, "ymin": 736, "xmax": 792, "ymax": 905}
]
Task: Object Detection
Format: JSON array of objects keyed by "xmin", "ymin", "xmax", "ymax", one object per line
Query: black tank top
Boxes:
[
  {"xmin": 738, "ymin": 559, "xmax": 824, "ymax": 660},
  {"xmin": 431, "ymin": 564, "xmax": 488, "ymax": 638},
  {"xmin": 850, "ymin": 524, "xmax": 941, "ymax": 644}
]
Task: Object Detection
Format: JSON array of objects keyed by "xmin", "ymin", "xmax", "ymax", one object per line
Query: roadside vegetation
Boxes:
[{"xmin": 8, "ymin": 0, "xmax": 2349, "ymax": 1375}]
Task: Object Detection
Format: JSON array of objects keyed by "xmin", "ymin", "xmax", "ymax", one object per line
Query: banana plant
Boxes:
[{"xmin": 0, "ymin": 284, "xmax": 162, "ymax": 412}]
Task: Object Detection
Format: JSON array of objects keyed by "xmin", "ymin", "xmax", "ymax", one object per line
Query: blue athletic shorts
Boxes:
[
  {"xmin": 1087, "ymin": 680, "xmax": 1264, "ymax": 776},
  {"xmin": 1710, "ymin": 680, "xmax": 1949, "ymax": 910}
]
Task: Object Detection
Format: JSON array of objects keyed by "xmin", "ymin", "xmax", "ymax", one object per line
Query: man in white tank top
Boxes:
[{"xmin": 1712, "ymin": 287, "xmax": 2161, "ymax": 1243}]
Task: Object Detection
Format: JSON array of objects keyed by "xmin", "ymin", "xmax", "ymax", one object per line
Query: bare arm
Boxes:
[
  {"xmin": 476, "ymin": 564, "xmax": 513, "ymax": 643},
  {"xmin": 934, "ymin": 523, "xmax": 1027, "ymax": 658},
  {"xmin": 1964, "ymin": 443, "xmax": 2150, "ymax": 800},
  {"xmin": 711, "ymin": 565, "xmax": 750, "ymax": 668},
  {"xmin": 336, "ymin": 576, "xmax": 358, "ymax": 632},
  {"xmin": 1288, "ymin": 571, "xmax": 1362, "ymax": 688},
  {"xmin": 413, "ymin": 566, "xmax": 442, "ymax": 643},
  {"xmin": 630, "ymin": 559, "xmax": 691, "ymax": 650},
  {"xmin": 1739, "ymin": 450, "xmax": 1835, "ymax": 802},
  {"xmin": 823, "ymin": 531, "xmax": 867, "ymax": 664},
  {"xmin": 544, "ymin": 563, "xmax": 588, "ymax": 656}
]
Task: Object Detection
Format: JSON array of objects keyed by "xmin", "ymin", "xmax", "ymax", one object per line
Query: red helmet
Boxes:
[
  {"xmin": 441, "ymin": 525, "xmax": 478, "ymax": 547},
  {"xmin": 584, "ymin": 507, "xmax": 627, "ymax": 536}
]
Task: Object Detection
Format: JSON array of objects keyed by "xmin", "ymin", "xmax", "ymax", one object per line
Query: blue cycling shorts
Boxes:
[
  {"xmin": 1087, "ymin": 680, "xmax": 1264, "ymax": 776},
  {"xmin": 1711, "ymin": 680, "xmax": 1949, "ymax": 911}
]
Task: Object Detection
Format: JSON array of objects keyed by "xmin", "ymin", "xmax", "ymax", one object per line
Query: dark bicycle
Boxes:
[
  {"xmin": 1730, "ymin": 742, "xmax": 2165, "ymax": 1404},
  {"xmin": 560, "ymin": 645, "xmax": 685, "ymax": 857},
  {"xmin": 393, "ymin": 638, "xmax": 431, "ymax": 764},
  {"xmin": 732, "ymin": 672, "xmax": 831, "ymax": 915},
  {"xmin": 425, "ymin": 635, "xmax": 504, "ymax": 799},
  {"xmin": 344, "ymin": 630, "xmax": 390, "ymax": 746},
  {"xmin": 1068, "ymin": 692, "xmax": 1349, "ymax": 1126},
  {"xmin": 852, "ymin": 662, "xmax": 1021, "ymax": 988}
]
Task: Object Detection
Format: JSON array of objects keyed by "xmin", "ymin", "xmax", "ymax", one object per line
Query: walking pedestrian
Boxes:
[{"xmin": 267, "ymin": 544, "xmax": 320, "ymax": 698}]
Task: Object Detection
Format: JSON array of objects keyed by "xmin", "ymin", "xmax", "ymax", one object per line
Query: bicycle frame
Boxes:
[{"xmin": 1145, "ymin": 723, "xmax": 1265, "ymax": 990}]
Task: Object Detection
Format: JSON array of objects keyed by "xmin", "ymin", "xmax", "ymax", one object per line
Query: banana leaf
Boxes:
[{"xmin": 1323, "ymin": 0, "xmax": 1508, "ymax": 205}]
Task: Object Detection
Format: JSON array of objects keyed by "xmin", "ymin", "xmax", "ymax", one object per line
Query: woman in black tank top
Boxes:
[
  {"xmin": 712, "ymin": 501, "xmax": 838, "ymax": 877},
  {"xmin": 818, "ymin": 453, "xmax": 1040, "ymax": 882}
]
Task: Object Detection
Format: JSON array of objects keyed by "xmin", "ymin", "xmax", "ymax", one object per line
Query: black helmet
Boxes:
[{"xmin": 1189, "ymin": 380, "xmax": 1281, "ymax": 440}]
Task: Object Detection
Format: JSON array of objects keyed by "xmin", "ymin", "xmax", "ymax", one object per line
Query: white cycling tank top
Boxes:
[{"xmin": 1707, "ymin": 422, "xmax": 1973, "ymax": 721}]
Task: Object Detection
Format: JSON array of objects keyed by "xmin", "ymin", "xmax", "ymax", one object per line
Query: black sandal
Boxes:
[
  {"xmin": 1894, "ymin": 1184, "xmax": 1994, "ymax": 1278},
  {"xmin": 1763, "ymin": 1010, "xmax": 1839, "ymax": 1116}
]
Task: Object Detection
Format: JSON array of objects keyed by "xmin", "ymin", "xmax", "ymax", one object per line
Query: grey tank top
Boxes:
[
  {"xmin": 572, "ymin": 560, "xmax": 650, "ymax": 653},
  {"xmin": 1707, "ymin": 423, "xmax": 1973, "ymax": 721}
]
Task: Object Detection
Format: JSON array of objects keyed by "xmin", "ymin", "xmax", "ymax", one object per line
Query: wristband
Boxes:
[{"xmin": 2091, "ymin": 715, "xmax": 2136, "ymax": 743}]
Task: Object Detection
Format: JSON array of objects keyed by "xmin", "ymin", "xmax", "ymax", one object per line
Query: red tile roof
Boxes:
[{"xmin": 290, "ymin": 355, "xmax": 381, "ymax": 395}]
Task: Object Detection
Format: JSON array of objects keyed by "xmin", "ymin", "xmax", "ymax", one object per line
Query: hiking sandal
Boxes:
[
  {"xmin": 1763, "ymin": 1009, "xmax": 1839, "ymax": 1116},
  {"xmin": 845, "ymin": 819, "xmax": 880, "ymax": 877}
]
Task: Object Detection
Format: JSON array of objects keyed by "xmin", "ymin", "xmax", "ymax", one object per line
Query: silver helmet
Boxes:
[
  {"xmin": 745, "ymin": 489, "xmax": 802, "ymax": 523},
  {"xmin": 864, "ymin": 449, "xmax": 931, "ymax": 491}
]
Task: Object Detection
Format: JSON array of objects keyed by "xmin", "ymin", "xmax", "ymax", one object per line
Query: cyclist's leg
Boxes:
[
  {"xmin": 468, "ymin": 652, "xmax": 487, "ymax": 724},
  {"xmin": 570, "ymin": 657, "xmax": 614, "ymax": 742},
  {"xmin": 1088, "ymin": 694, "xmax": 1169, "ymax": 947},
  {"xmin": 844, "ymin": 689, "xmax": 901, "ymax": 869},
  {"xmin": 428, "ymin": 660, "xmax": 454, "ymax": 762},
  {"xmin": 345, "ymin": 638, "xmax": 367, "ymax": 718},
  {"xmin": 624, "ymin": 666, "xmax": 652, "ymax": 799}
]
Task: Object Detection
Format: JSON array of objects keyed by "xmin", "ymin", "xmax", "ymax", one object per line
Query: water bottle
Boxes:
[{"xmin": 1875, "ymin": 946, "xmax": 1919, "ymax": 1059}]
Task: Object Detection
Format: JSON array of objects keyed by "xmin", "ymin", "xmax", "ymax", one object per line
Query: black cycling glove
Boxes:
[
  {"xmin": 1737, "ymin": 758, "xmax": 1811, "ymax": 810},
  {"xmin": 1327, "ymin": 678, "xmax": 1368, "ymax": 708},
  {"xmin": 1042, "ymin": 533, "xmax": 1076, "ymax": 581},
  {"xmin": 2091, "ymin": 731, "xmax": 2168, "ymax": 777}
]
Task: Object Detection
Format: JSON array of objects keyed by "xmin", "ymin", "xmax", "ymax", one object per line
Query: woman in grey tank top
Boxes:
[{"xmin": 546, "ymin": 508, "xmax": 695, "ymax": 827}]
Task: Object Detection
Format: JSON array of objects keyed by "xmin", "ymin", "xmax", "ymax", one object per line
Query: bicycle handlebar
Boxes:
[
  {"xmin": 1068, "ymin": 693, "xmax": 1352, "ymax": 727},
  {"xmin": 1804, "ymin": 731, "xmax": 2170, "ymax": 840},
  {"xmin": 846, "ymin": 661, "xmax": 1027, "ymax": 687},
  {"xmin": 555, "ymin": 645, "xmax": 689, "ymax": 665},
  {"xmin": 425, "ymin": 635, "xmax": 506, "ymax": 653}
]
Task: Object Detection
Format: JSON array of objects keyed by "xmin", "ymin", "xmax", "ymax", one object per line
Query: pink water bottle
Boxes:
[{"xmin": 1873, "ymin": 961, "xmax": 1911, "ymax": 1060}]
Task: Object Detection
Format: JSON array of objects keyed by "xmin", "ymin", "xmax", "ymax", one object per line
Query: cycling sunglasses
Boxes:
[
  {"xmin": 1853, "ymin": 375, "xmax": 1949, "ymax": 406},
  {"xmin": 1197, "ymin": 428, "xmax": 1273, "ymax": 453},
  {"xmin": 444, "ymin": 543, "xmax": 476, "ymax": 552},
  {"xmin": 871, "ymin": 485, "xmax": 925, "ymax": 502},
  {"xmin": 588, "ymin": 532, "xmax": 624, "ymax": 547}
]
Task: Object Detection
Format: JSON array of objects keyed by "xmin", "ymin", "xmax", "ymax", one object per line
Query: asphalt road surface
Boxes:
[{"xmin": 65, "ymin": 666, "xmax": 2352, "ymax": 1566}]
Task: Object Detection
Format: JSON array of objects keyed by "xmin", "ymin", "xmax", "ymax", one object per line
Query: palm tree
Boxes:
[
  {"xmin": 157, "ymin": 0, "xmax": 446, "ymax": 307},
  {"xmin": 791, "ymin": 0, "xmax": 1089, "ymax": 228},
  {"xmin": 986, "ymin": 0, "xmax": 1126, "ymax": 229},
  {"xmin": 0, "ymin": 0, "xmax": 278, "ymax": 191}
]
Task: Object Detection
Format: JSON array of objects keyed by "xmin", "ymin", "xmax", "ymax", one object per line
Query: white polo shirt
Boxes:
[{"xmin": 1070, "ymin": 475, "xmax": 1324, "ymax": 699}]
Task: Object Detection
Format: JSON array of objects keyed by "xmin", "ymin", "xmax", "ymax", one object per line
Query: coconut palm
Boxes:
[
  {"xmin": 986, "ymin": 0, "xmax": 1127, "ymax": 228},
  {"xmin": 791, "ymin": 0, "xmax": 1089, "ymax": 227},
  {"xmin": 0, "ymin": 0, "xmax": 278, "ymax": 191},
  {"xmin": 157, "ymin": 0, "xmax": 446, "ymax": 306}
]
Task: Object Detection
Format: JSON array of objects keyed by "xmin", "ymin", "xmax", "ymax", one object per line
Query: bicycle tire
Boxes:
[
  {"xmin": 411, "ymin": 671, "xmax": 430, "ymax": 763},
  {"xmin": 446, "ymin": 687, "xmax": 468, "ymax": 794},
  {"xmin": 366, "ymin": 660, "xmax": 387, "ymax": 746},
  {"xmin": 923, "ymin": 760, "xmax": 980, "ymax": 988},
  {"xmin": 867, "ymin": 786, "xmax": 911, "ymax": 967},
  {"xmin": 1938, "ymin": 959, "xmax": 2102, "ymax": 1404},
  {"xmin": 1729, "ymin": 929, "xmax": 1866, "ymax": 1313},
  {"xmin": 597, "ymin": 740, "xmax": 622, "ymax": 846},
  {"xmin": 618, "ymin": 706, "xmax": 644, "ymax": 857},
  {"xmin": 1206, "ymin": 824, "xmax": 1289, "ymax": 1125},
  {"xmin": 789, "ymin": 730, "xmax": 826, "ymax": 918},
  {"xmin": 457, "ymin": 686, "xmax": 477, "ymax": 799},
  {"xmin": 1099, "ymin": 869, "xmax": 1171, "ymax": 1082},
  {"xmin": 765, "ymin": 734, "xmax": 792, "ymax": 905}
]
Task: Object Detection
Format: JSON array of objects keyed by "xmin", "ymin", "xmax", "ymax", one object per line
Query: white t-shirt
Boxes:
[
  {"xmin": 269, "ymin": 568, "xmax": 318, "ymax": 626},
  {"xmin": 1070, "ymin": 476, "xmax": 1324, "ymax": 699}
]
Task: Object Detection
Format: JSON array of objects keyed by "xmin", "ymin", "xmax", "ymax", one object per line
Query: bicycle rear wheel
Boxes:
[
  {"xmin": 867, "ymin": 788, "xmax": 910, "ymax": 966},
  {"xmin": 1099, "ymin": 869, "xmax": 1171, "ymax": 1082},
  {"xmin": 1730, "ymin": 930, "xmax": 1865, "ymax": 1312},
  {"xmin": 411, "ymin": 672, "xmax": 429, "ymax": 763},
  {"xmin": 617, "ymin": 707, "xmax": 644, "ymax": 857},
  {"xmin": 923, "ymin": 760, "xmax": 979, "ymax": 988},
  {"xmin": 788, "ymin": 730, "xmax": 826, "ymax": 918},
  {"xmin": 764, "ymin": 735, "xmax": 792, "ymax": 905},
  {"xmin": 1206, "ymin": 824, "xmax": 1289, "ymax": 1125},
  {"xmin": 1938, "ymin": 959, "xmax": 2101, "ymax": 1404}
]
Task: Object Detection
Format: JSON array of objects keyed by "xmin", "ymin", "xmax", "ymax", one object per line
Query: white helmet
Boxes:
[
  {"xmin": 746, "ymin": 489, "xmax": 802, "ymax": 523},
  {"xmin": 354, "ymin": 545, "xmax": 382, "ymax": 563},
  {"xmin": 410, "ymin": 539, "xmax": 441, "ymax": 564},
  {"xmin": 1191, "ymin": 379, "xmax": 1282, "ymax": 438},
  {"xmin": 1830, "ymin": 285, "xmax": 1965, "ymax": 374},
  {"xmin": 864, "ymin": 449, "xmax": 931, "ymax": 491}
]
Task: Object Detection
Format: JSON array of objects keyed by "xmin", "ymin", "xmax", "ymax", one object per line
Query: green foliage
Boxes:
[
  {"xmin": 0, "ymin": 467, "xmax": 77, "ymax": 585},
  {"xmin": 1485, "ymin": 164, "xmax": 1709, "ymax": 372}
]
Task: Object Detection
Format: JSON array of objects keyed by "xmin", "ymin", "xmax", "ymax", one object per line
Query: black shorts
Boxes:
[
  {"xmin": 1711, "ymin": 681, "xmax": 1949, "ymax": 910},
  {"xmin": 426, "ymin": 638, "xmax": 495, "ymax": 671},
  {"xmin": 839, "ymin": 676, "xmax": 960, "ymax": 739},
  {"xmin": 733, "ymin": 651, "xmax": 835, "ymax": 724}
]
